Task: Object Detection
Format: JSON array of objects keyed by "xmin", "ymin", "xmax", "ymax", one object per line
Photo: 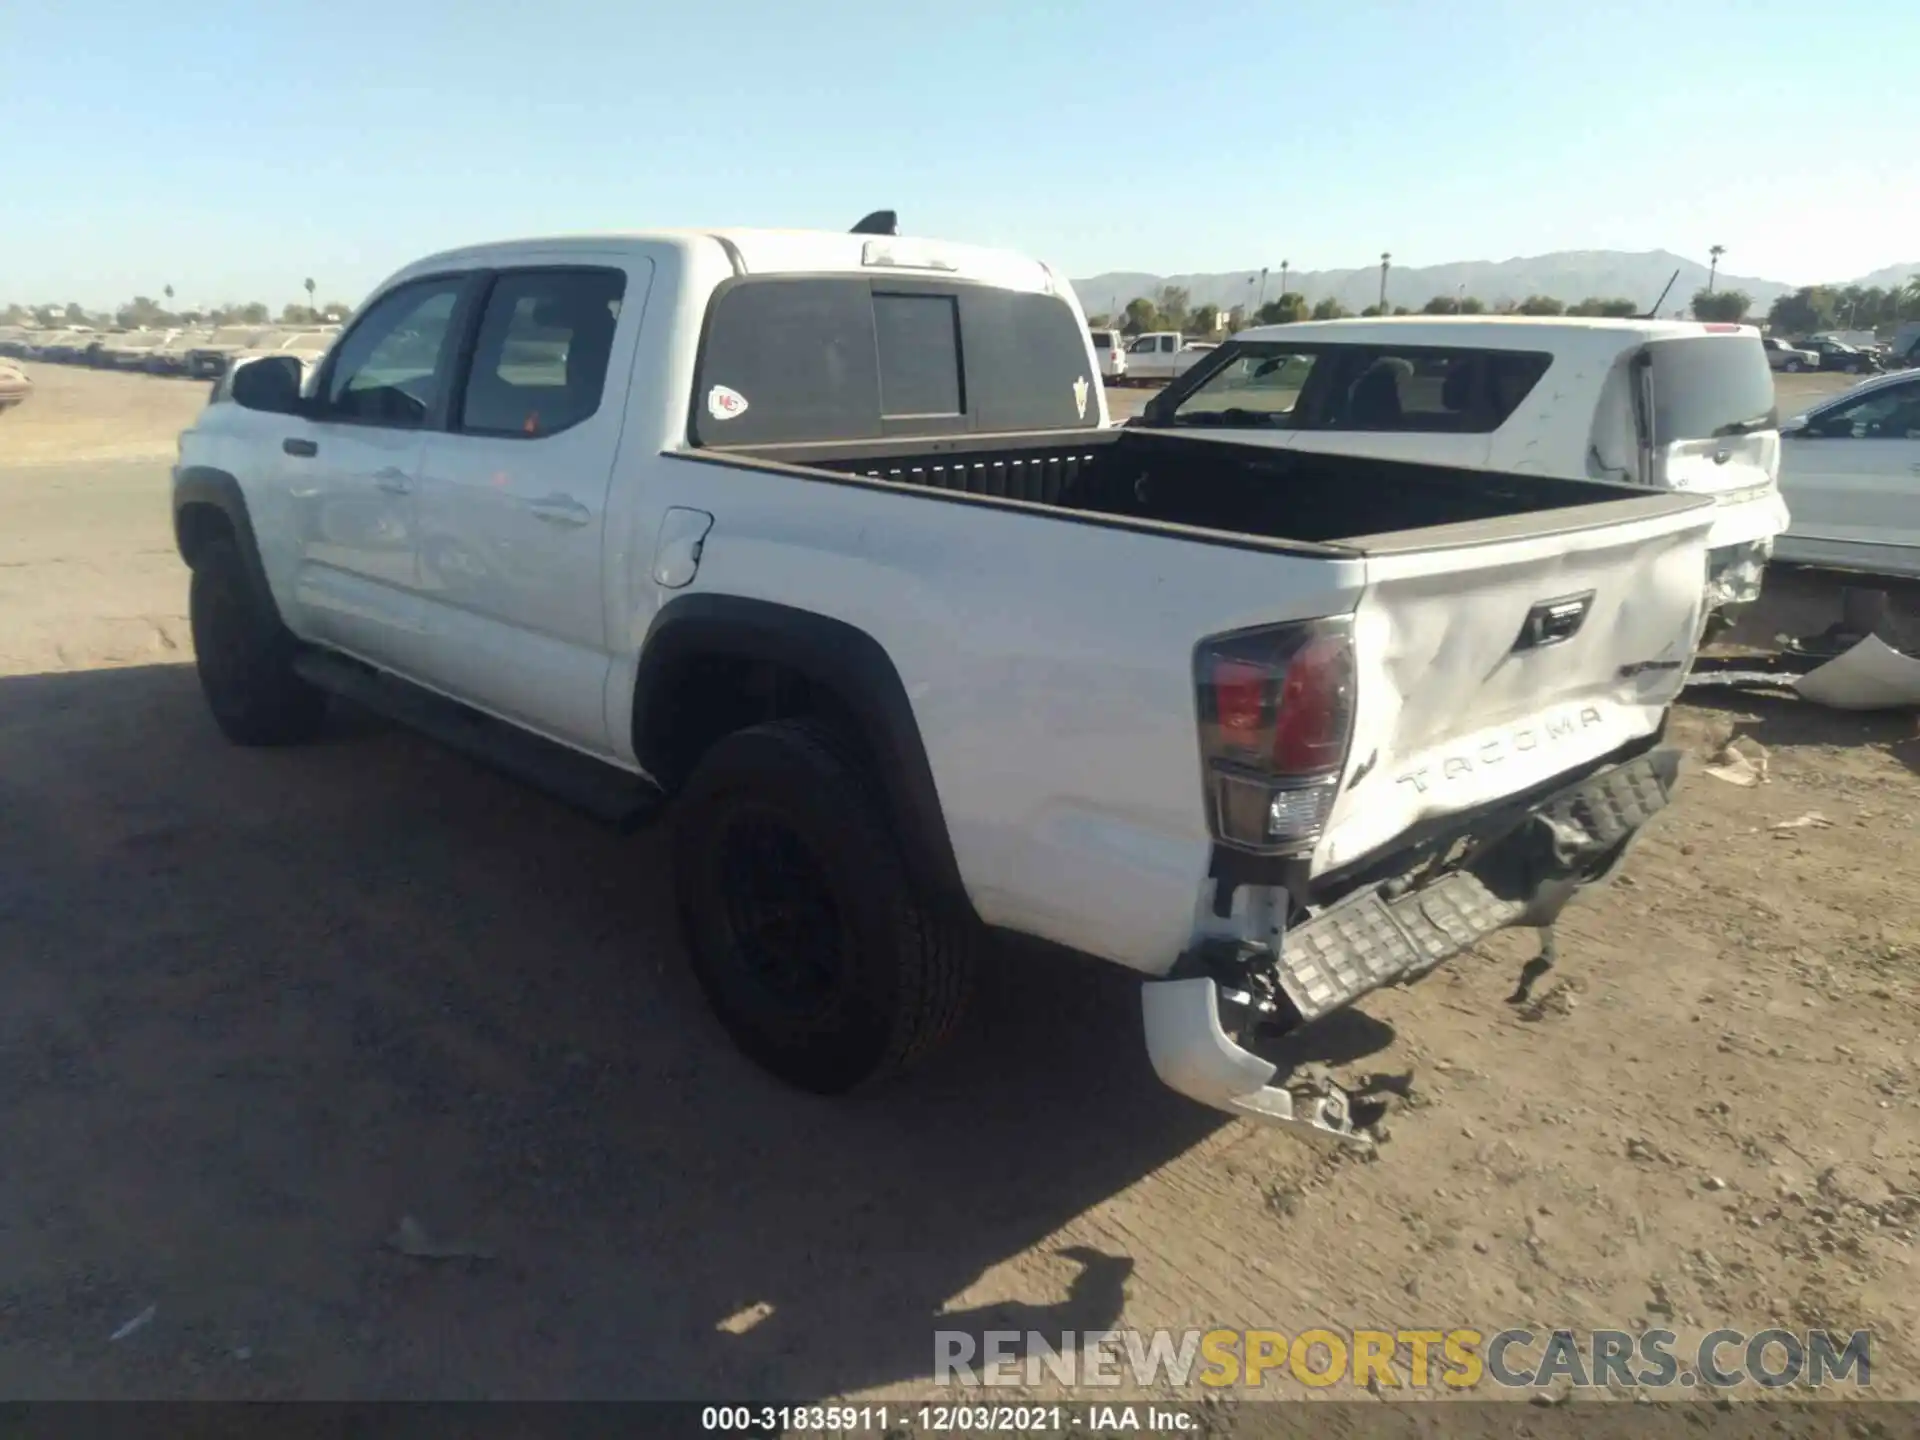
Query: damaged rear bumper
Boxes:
[{"xmin": 1141, "ymin": 746, "xmax": 1682, "ymax": 1144}]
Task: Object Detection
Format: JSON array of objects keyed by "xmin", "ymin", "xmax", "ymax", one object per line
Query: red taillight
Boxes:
[
  {"xmin": 1196, "ymin": 621, "xmax": 1357, "ymax": 853},
  {"xmin": 1272, "ymin": 633, "xmax": 1356, "ymax": 772},
  {"xmin": 1212, "ymin": 659, "xmax": 1268, "ymax": 747}
]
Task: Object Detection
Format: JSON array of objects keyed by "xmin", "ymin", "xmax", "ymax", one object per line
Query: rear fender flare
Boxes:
[{"xmin": 632, "ymin": 593, "xmax": 972, "ymax": 917}]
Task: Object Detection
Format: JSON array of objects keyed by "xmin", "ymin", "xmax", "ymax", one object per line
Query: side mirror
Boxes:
[{"xmin": 229, "ymin": 354, "xmax": 303, "ymax": 414}]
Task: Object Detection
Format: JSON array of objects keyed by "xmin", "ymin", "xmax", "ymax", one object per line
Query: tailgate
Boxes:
[{"xmin": 1316, "ymin": 492, "xmax": 1715, "ymax": 873}]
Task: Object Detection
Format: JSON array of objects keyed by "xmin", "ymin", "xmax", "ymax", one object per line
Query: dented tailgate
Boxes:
[{"xmin": 1314, "ymin": 492, "xmax": 1716, "ymax": 874}]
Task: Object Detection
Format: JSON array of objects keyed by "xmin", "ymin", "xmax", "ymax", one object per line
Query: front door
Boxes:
[
  {"xmin": 283, "ymin": 274, "xmax": 473, "ymax": 669},
  {"xmin": 410, "ymin": 259, "xmax": 653, "ymax": 754}
]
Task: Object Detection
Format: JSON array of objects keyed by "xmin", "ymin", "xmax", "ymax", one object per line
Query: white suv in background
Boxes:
[
  {"xmin": 1087, "ymin": 328, "xmax": 1126, "ymax": 383},
  {"xmin": 1132, "ymin": 316, "xmax": 1789, "ymax": 634}
]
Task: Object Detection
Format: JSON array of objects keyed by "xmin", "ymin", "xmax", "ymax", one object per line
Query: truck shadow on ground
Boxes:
[{"xmin": 0, "ymin": 662, "xmax": 1394, "ymax": 1401}]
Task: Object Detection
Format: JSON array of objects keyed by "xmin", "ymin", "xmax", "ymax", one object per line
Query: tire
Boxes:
[
  {"xmin": 188, "ymin": 535, "xmax": 328, "ymax": 746},
  {"xmin": 1785, "ymin": 359, "xmax": 1802, "ymax": 372},
  {"xmin": 672, "ymin": 717, "xmax": 975, "ymax": 1094}
]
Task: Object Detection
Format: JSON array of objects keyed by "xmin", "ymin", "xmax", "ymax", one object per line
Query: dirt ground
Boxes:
[{"xmin": 0, "ymin": 367, "xmax": 1914, "ymax": 1405}]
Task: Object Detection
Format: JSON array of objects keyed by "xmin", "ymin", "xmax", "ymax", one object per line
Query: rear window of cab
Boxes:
[{"xmin": 690, "ymin": 276, "xmax": 1098, "ymax": 446}]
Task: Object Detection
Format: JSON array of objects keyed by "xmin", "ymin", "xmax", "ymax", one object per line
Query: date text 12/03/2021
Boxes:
[{"xmin": 701, "ymin": 1405, "xmax": 1197, "ymax": 1432}]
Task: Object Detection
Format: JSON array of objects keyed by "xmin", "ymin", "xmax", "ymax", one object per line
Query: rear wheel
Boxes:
[
  {"xmin": 1784, "ymin": 359, "xmax": 1802, "ymax": 372},
  {"xmin": 189, "ymin": 536, "xmax": 328, "ymax": 746},
  {"xmin": 672, "ymin": 718, "xmax": 974, "ymax": 1094}
]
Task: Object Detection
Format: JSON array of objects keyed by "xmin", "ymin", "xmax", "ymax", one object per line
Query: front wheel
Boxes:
[
  {"xmin": 1784, "ymin": 359, "xmax": 1802, "ymax": 372},
  {"xmin": 189, "ymin": 536, "xmax": 328, "ymax": 746},
  {"xmin": 672, "ymin": 718, "xmax": 975, "ymax": 1094}
]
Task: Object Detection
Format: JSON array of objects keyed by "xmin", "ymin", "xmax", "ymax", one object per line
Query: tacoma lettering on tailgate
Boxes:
[{"xmin": 1393, "ymin": 706, "xmax": 1606, "ymax": 795}]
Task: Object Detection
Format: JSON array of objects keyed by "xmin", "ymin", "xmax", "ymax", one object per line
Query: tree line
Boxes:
[
  {"xmin": 1089, "ymin": 277, "xmax": 1920, "ymax": 337},
  {"xmin": 3, "ymin": 296, "xmax": 354, "ymax": 330}
]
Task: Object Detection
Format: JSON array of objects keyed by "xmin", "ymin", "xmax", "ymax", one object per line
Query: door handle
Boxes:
[
  {"xmin": 373, "ymin": 467, "xmax": 412, "ymax": 495},
  {"xmin": 527, "ymin": 495, "xmax": 592, "ymax": 527},
  {"xmin": 283, "ymin": 437, "xmax": 318, "ymax": 458}
]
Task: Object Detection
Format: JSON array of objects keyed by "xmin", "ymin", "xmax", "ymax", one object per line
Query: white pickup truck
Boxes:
[
  {"xmin": 173, "ymin": 218, "xmax": 1713, "ymax": 1144},
  {"xmin": 1122, "ymin": 331, "xmax": 1215, "ymax": 384}
]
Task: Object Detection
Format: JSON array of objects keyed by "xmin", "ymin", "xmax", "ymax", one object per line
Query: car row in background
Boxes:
[{"xmin": 0, "ymin": 323, "xmax": 340, "ymax": 380}]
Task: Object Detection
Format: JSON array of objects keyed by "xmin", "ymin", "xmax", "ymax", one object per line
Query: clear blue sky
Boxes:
[{"xmin": 3, "ymin": 0, "xmax": 1915, "ymax": 310}]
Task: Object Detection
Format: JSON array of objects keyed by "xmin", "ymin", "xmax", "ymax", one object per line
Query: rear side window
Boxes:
[
  {"xmin": 692, "ymin": 277, "xmax": 1094, "ymax": 445},
  {"xmin": 1647, "ymin": 335, "xmax": 1778, "ymax": 443},
  {"xmin": 1161, "ymin": 343, "xmax": 1549, "ymax": 434},
  {"xmin": 458, "ymin": 267, "xmax": 627, "ymax": 438},
  {"xmin": 1317, "ymin": 349, "xmax": 1551, "ymax": 433}
]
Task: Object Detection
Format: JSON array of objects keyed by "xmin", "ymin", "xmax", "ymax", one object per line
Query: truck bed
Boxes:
[{"xmin": 729, "ymin": 427, "xmax": 1631, "ymax": 550}]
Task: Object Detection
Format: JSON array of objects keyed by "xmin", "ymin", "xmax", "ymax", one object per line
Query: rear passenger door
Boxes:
[{"xmin": 411, "ymin": 258, "xmax": 655, "ymax": 754}]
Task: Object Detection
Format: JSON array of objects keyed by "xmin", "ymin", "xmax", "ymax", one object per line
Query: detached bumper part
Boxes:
[
  {"xmin": 1142, "ymin": 977, "xmax": 1367, "ymax": 1147},
  {"xmin": 1142, "ymin": 747, "xmax": 1680, "ymax": 1134}
]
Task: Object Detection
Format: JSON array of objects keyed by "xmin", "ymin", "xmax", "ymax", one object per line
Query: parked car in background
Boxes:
[
  {"xmin": 1762, "ymin": 336, "xmax": 1819, "ymax": 372},
  {"xmin": 1773, "ymin": 369, "xmax": 1920, "ymax": 579},
  {"xmin": 1130, "ymin": 315, "xmax": 1787, "ymax": 637},
  {"xmin": 1087, "ymin": 327, "xmax": 1126, "ymax": 383},
  {"xmin": 1885, "ymin": 322, "xmax": 1920, "ymax": 370},
  {"xmin": 145, "ymin": 328, "xmax": 218, "ymax": 375},
  {"xmin": 185, "ymin": 327, "xmax": 273, "ymax": 379},
  {"xmin": 1122, "ymin": 331, "xmax": 1215, "ymax": 383},
  {"xmin": 1797, "ymin": 337, "xmax": 1882, "ymax": 374},
  {"xmin": 0, "ymin": 327, "xmax": 35, "ymax": 358},
  {"xmin": 98, "ymin": 329, "xmax": 181, "ymax": 370},
  {"xmin": 0, "ymin": 360, "xmax": 31, "ymax": 414},
  {"xmin": 35, "ymin": 330, "xmax": 98, "ymax": 363}
]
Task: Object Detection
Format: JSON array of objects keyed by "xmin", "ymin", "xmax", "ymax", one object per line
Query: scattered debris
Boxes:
[
  {"xmin": 1703, "ymin": 738, "xmax": 1770, "ymax": 787},
  {"xmin": 1688, "ymin": 635, "xmax": 1920, "ymax": 710},
  {"xmin": 109, "ymin": 1304, "xmax": 156, "ymax": 1342},
  {"xmin": 715, "ymin": 1301, "xmax": 776, "ymax": 1335},
  {"xmin": 1769, "ymin": 812, "xmax": 1835, "ymax": 833},
  {"xmin": 385, "ymin": 1215, "xmax": 496, "ymax": 1262}
]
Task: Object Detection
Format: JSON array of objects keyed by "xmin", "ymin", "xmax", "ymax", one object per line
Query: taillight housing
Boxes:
[{"xmin": 1194, "ymin": 618, "xmax": 1357, "ymax": 854}]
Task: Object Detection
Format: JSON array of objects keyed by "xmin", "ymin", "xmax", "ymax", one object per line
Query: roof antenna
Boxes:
[
  {"xmin": 851, "ymin": 210, "xmax": 898, "ymax": 237},
  {"xmin": 1639, "ymin": 268, "xmax": 1680, "ymax": 321}
]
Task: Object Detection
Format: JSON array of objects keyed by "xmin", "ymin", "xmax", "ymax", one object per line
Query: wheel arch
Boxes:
[
  {"xmin": 632, "ymin": 593, "xmax": 973, "ymax": 917},
  {"xmin": 173, "ymin": 466, "xmax": 274, "ymax": 603}
]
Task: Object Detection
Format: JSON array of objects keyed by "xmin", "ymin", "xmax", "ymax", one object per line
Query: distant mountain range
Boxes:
[{"xmin": 1069, "ymin": 250, "xmax": 1920, "ymax": 320}]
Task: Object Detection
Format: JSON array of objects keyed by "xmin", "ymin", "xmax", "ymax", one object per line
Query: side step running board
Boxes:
[{"xmin": 292, "ymin": 650, "xmax": 665, "ymax": 832}]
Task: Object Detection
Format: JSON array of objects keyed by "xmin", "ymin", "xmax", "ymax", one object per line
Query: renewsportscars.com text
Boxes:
[{"xmin": 936, "ymin": 1327, "xmax": 1872, "ymax": 1392}]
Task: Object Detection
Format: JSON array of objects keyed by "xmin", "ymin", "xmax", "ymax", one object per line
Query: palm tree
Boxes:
[
  {"xmin": 1902, "ymin": 275, "xmax": 1920, "ymax": 320},
  {"xmin": 304, "ymin": 277, "xmax": 316, "ymax": 320},
  {"xmin": 1708, "ymin": 245, "xmax": 1725, "ymax": 293},
  {"xmin": 1379, "ymin": 252, "xmax": 1391, "ymax": 311}
]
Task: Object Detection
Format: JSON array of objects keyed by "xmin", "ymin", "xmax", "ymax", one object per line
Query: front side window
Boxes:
[
  {"xmin": 1171, "ymin": 351, "xmax": 1322, "ymax": 426},
  {"xmin": 321, "ymin": 278, "xmax": 464, "ymax": 428},
  {"xmin": 458, "ymin": 268, "xmax": 628, "ymax": 438},
  {"xmin": 1128, "ymin": 335, "xmax": 1157, "ymax": 354},
  {"xmin": 1808, "ymin": 379, "xmax": 1920, "ymax": 439}
]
